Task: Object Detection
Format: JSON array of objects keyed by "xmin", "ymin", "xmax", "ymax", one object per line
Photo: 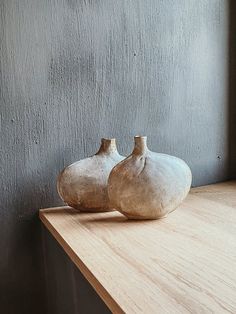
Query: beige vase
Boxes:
[
  {"xmin": 57, "ymin": 138, "xmax": 124, "ymax": 212},
  {"xmin": 108, "ymin": 136, "xmax": 192, "ymax": 219}
]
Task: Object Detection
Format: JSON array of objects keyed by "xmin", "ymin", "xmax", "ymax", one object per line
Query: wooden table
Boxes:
[{"xmin": 39, "ymin": 181, "xmax": 236, "ymax": 313}]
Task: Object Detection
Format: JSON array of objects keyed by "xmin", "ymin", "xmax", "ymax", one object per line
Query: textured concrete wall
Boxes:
[
  {"xmin": 0, "ymin": 1, "xmax": 230, "ymax": 313},
  {"xmin": 229, "ymin": 1, "xmax": 236, "ymax": 178}
]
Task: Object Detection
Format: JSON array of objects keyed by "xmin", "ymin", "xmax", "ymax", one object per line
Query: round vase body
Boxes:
[
  {"xmin": 108, "ymin": 136, "xmax": 192, "ymax": 219},
  {"xmin": 57, "ymin": 138, "xmax": 124, "ymax": 212}
]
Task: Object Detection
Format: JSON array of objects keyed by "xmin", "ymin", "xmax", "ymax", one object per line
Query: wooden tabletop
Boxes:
[{"xmin": 39, "ymin": 181, "xmax": 236, "ymax": 313}]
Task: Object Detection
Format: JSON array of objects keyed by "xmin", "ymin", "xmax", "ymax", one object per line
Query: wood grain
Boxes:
[{"xmin": 39, "ymin": 181, "xmax": 236, "ymax": 313}]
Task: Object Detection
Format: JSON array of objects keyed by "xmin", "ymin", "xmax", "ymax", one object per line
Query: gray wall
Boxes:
[
  {"xmin": 0, "ymin": 1, "xmax": 231, "ymax": 313},
  {"xmin": 229, "ymin": 1, "xmax": 236, "ymax": 178}
]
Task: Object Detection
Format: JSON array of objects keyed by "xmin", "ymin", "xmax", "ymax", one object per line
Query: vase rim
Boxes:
[
  {"xmin": 134, "ymin": 135, "xmax": 147, "ymax": 139},
  {"xmin": 101, "ymin": 138, "xmax": 116, "ymax": 142},
  {"xmin": 134, "ymin": 135, "xmax": 147, "ymax": 143}
]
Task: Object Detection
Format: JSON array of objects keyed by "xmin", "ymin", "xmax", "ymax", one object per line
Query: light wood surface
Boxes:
[{"xmin": 39, "ymin": 181, "xmax": 236, "ymax": 313}]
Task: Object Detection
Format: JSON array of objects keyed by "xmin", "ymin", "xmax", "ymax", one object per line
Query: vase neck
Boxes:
[
  {"xmin": 96, "ymin": 138, "xmax": 118, "ymax": 155},
  {"xmin": 132, "ymin": 136, "xmax": 148, "ymax": 155}
]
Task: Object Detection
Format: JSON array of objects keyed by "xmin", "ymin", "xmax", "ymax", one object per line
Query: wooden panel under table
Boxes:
[{"xmin": 39, "ymin": 181, "xmax": 236, "ymax": 313}]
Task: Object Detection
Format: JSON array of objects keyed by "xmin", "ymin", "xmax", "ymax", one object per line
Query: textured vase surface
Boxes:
[
  {"xmin": 57, "ymin": 138, "xmax": 124, "ymax": 212},
  {"xmin": 108, "ymin": 136, "xmax": 192, "ymax": 219}
]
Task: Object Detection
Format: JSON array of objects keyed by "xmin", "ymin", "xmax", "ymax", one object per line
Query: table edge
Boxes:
[{"xmin": 39, "ymin": 210, "xmax": 124, "ymax": 314}]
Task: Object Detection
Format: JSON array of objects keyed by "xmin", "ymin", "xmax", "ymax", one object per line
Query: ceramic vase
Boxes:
[
  {"xmin": 108, "ymin": 136, "xmax": 192, "ymax": 219},
  {"xmin": 57, "ymin": 138, "xmax": 124, "ymax": 212}
]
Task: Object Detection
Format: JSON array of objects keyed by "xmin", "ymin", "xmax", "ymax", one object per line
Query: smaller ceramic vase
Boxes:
[
  {"xmin": 57, "ymin": 138, "xmax": 124, "ymax": 212},
  {"xmin": 108, "ymin": 136, "xmax": 192, "ymax": 219}
]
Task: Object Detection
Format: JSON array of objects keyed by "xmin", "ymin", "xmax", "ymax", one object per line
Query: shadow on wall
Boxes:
[{"xmin": 0, "ymin": 156, "xmax": 61, "ymax": 314}]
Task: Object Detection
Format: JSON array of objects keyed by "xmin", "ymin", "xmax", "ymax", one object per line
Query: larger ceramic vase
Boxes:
[
  {"xmin": 108, "ymin": 136, "xmax": 192, "ymax": 219},
  {"xmin": 57, "ymin": 138, "xmax": 124, "ymax": 212}
]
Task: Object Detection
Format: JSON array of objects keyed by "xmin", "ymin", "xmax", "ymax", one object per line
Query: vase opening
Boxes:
[
  {"xmin": 133, "ymin": 136, "xmax": 148, "ymax": 154},
  {"xmin": 97, "ymin": 138, "xmax": 117, "ymax": 154}
]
